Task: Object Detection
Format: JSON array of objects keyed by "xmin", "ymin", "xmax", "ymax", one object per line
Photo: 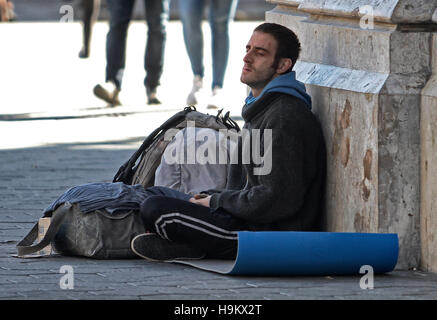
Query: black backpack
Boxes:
[{"xmin": 17, "ymin": 107, "xmax": 240, "ymax": 259}]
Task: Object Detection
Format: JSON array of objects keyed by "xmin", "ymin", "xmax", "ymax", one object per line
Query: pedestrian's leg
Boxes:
[
  {"xmin": 209, "ymin": 0, "xmax": 238, "ymax": 89},
  {"xmin": 138, "ymin": 195, "xmax": 245, "ymax": 259},
  {"xmin": 179, "ymin": 0, "xmax": 207, "ymax": 105},
  {"xmin": 179, "ymin": 0, "xmax": 205, "ymax": 79},
  {"xmin": 79, "ymin": 0, "xmax": 100, "ymax": 58},
  {"xmin": 93, "ymin": 0, "xmax": 132, "ymax": 105},
  {"xmin": 143, "ymin": 0, "xmax": 169, "ymax": 104},
  {"xmin": 105, "ymin": 0, "xmax": 134, "ymax": 89}
]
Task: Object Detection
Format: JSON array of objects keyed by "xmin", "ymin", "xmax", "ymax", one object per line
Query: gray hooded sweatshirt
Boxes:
[{"xmin": 209, "ymin": 72, "xmax": 326, "ymax": 231}]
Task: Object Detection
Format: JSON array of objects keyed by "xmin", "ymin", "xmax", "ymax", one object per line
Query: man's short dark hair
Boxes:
[{"xmin": 254, "ymin": 23, "xmax": 301, "ymax": 74}]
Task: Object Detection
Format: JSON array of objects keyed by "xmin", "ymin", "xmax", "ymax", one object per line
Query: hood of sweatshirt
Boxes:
[{"xmin": 244, "ymin": 71, "xmax": 312, "ymax": 110}]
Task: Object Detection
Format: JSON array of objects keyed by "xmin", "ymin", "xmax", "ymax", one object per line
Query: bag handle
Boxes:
[
  {"xmin": 113, "ymin": 106, "xmax": 196, "ymax": 184},
  {"xmin": 16, "ymin": 202, "xmax": 72, "ymax": 257}
]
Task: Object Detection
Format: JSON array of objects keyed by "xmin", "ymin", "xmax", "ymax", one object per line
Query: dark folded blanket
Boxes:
[
  {"xmin": 43, "ymin": 182, "xmax": 151, "ymax": 215},
  {"xmin": 43, "ymin": 182, "xmax": 194, "ymax": 216}
]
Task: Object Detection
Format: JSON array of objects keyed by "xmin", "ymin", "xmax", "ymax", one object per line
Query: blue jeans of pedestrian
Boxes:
[
  {"xmin": 105, "ymin": 0, "xmax": 169, "ymax": 90},
  {"xmin": 179, "ymin": 0, "xmax": 238, "ymax": 89}
]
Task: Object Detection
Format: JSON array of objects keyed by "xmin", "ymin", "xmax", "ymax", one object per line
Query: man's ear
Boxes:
[{"xmin": 276, "ymin": 58, "xmax": 293, "ymax": 74}]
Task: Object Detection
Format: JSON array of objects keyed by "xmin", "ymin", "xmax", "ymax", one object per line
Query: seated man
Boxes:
[{"xmin": 131, "ymin": 22, "xmax": 327, "ymax": 261}]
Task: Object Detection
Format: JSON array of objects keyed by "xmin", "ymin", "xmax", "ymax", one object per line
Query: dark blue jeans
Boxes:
[
  {"xmin": 179, "ymin": 0, "xmax": 238, "ymax": 89},
  {"xmin": 105, "ymin": 0, "xmax": 169, "ymax": 90}
]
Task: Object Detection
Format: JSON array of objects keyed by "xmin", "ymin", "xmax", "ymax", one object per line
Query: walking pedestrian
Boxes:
[
  {"xmin": 93, "ymin": 0, "xmax": 169, "ymax": 106},
  {"xmin": 179, "ymin": 0, "xmax": 238, "ymax": 109}
]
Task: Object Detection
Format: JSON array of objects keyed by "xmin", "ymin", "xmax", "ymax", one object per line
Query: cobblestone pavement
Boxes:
[{"xmin": 1, "ymin": 21, "xmax": 437, "ymax": 301}]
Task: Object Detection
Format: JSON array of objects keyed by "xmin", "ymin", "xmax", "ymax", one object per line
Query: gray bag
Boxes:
[
  {"xmin": 16, "ymin": 107, "xmax": 240, "ymax": 259},
  {"xmin": 17, "ymin": 202, "xmax": 145, "ymax": 259},
  {"xmin": 113, "ymin": 106, "xmax": 240, "ymax": 187}
]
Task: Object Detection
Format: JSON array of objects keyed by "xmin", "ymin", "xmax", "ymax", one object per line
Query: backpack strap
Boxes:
[
  {"xmin": 113, "ymin": 106, "xmax": 196, "ymax": 184},
  {"xmin": 213, "ymin": 108, "xmax": 241, "ymax": 132},
  {"xmin": 16, "ymin": 202, "xmax": 72, "ymax": 257},
  {"xmin": 222, "ymin": 110, "xmax": 241, "ymax": 132}
]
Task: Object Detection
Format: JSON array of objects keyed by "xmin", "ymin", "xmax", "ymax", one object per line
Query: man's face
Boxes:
[{"xmin": 240, "ymin": 31, "xmax": 278, "ymax": 94}]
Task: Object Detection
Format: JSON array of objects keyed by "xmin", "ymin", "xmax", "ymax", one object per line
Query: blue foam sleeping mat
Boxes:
[{"xmin": 169, "ymin": 231, "xmax": 399, "ymax": 276}]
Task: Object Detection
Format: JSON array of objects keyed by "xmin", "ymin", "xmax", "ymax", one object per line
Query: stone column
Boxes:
[
  {"xmin": 421, "ymin": 30, "xmax": 437, "ymax": 273},
  {"xmin": 265, "ymin": 0, "xmax": 437, "ymax": 270}
]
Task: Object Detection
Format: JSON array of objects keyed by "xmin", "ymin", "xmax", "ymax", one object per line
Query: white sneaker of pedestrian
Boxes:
[
  {"xmin": 186, "ymin": 75, "xmax": 203, "ymax": 106},
  {"xmin": 207, "ymin": 86, "xmax": 224, "ymax": 109}
]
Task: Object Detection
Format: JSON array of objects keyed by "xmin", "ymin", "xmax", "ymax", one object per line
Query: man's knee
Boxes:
[{"xmin": 139, "ymin": 195, "xmax": 168, "ymax": 231}]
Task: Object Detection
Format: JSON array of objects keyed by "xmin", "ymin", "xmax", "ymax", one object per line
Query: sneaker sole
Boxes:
[
  {"xmin": 148, "ymin": 98, "xmax": 161, "ymax": 105},
  {"xmin": 131, "ymin": 233, "xmax": 159, "ymax": 262},
  {"xmin": 130, "ymin": 233, "xmax": 205, "ymax": 262}
]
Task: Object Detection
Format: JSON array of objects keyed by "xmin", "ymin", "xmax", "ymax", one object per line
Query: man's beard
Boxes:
[{"xmin": 240, "ymin": 67, "xmax": 277, "ymax": 91}]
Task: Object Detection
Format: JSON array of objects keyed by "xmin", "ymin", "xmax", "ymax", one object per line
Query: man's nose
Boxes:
[{"xmin": 243, "ymin": 51, "xmax": 253, "ymax": 63}]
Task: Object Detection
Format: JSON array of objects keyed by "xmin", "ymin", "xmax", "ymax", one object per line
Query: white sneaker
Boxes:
[
  {"xmin": 207, "ymin": 86, "xmax": 224, "ymax": 109},
  {"xmin": 186, "ymin": 75, "xmax": 203, "ymax": 106}
]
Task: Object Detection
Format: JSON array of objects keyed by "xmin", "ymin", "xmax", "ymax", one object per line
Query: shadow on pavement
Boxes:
[{"xmin": 0, "ymin": 137, "xmax": 143, "ymax": 220}]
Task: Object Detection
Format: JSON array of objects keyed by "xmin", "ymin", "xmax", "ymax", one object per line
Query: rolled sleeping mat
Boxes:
[{"xmin": 170, "ymin": 231, "xmax": 399, "ymax": 276}]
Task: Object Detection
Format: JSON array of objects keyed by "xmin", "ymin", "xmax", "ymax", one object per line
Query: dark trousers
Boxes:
[
  {"xmin": 140, "ymin": 186, "xmax": 247, "ymax": 259},
  {"xmin": 105, "ymin": 0, "xmax": 168, "ymax": 90},
  {"xmin": 79, "ymin": 0, "xmax": 100, "ymax": 55}
]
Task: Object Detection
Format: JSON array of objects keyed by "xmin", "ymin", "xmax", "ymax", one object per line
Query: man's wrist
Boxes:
[{"xmin": 209, "ymin": 193, "xmax": 220, "ymax": 210}]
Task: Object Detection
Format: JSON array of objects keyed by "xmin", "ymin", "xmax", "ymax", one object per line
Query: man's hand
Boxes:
[{"xmin": 189, "ymin": 194, "xmax": 211, "ymax": 207}]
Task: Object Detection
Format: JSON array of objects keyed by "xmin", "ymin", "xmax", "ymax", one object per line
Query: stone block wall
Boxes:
[
  {"xmin": 421, "ymin": 32, "xmax": 437, "ymax": 272},
  {"xmin": 265, "ymin": 0, "xmax": 437, "ymax": 270}
]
